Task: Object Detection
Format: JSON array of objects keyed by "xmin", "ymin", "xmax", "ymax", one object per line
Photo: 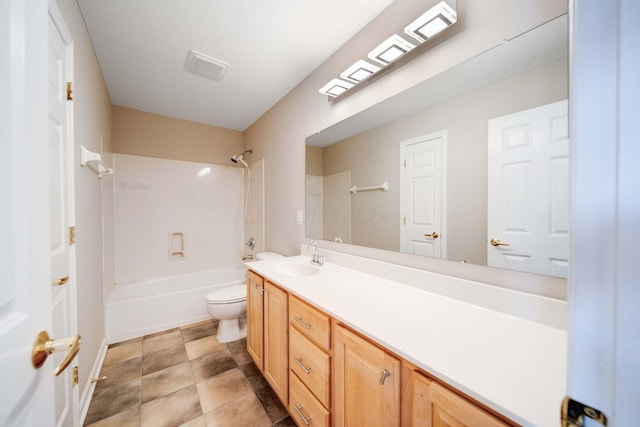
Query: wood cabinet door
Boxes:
[
  {"xmin": 246, "ymin": 271, "xmax": 264, "ymax": 369},
  {"xmin": 410, "ymin": 370, "xmax": 433, "ymax": 426},
  {"xmin": 264, "ymin": 281, "xmax": 289, "ymax": 404},
  {"xmin": 334, "ymin": 325, "xmax": 401, "ymax": 427},
  {"xmin": 429, "ymin": 381, "xmax": 510, "ymax": 427}
]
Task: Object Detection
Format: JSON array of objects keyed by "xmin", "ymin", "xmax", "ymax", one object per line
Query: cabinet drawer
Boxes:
[
  {"xmin": 289, "ymin": 296, "xmax": 330, "ymax": 351},
  {"xmin": 290, "ymin": 327, "xmax": 330, "ymax": 408},
  {"xmin": 289, "ymin": 372, "xmax": 330, "ymax": 427}
]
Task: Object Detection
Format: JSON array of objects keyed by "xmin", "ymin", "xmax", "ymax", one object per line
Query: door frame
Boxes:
[
  {"xmin": 568, "ymin": 0, "xmax": 640, "ymax": 424},
  {"xmin": 49, "ymin": 1, "xmax": 80, "ymax": 426},
  {"xmin": 399, "ymin": 130, "xmax": 448, "ymax": 259}
]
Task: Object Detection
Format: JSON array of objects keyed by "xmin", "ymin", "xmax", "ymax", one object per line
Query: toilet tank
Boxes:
[{"xmin": 256, "ymin": 252, "xmax": 284, "ymax": 261}]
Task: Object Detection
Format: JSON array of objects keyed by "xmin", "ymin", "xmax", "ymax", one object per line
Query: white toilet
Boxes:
[
  {"xmin": 206, "ymin": 284, "xmax": 247, "ymax": 343},
  {"xmin": 205, "ymin": 252, "xmax": 283, "ymax": 342}
]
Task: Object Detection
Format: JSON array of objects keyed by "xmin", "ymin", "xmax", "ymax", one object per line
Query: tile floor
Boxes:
[{"xmin": 84, "ymin": 319, "xmax": 296, "ymax": 427}]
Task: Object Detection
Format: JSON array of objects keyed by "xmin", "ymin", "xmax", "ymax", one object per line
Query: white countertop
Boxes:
[{"xmin": 246, "ymin": 255, "xmax": 567, "ymax": 427}]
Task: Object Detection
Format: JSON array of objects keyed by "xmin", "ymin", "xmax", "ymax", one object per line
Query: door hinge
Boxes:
[
  {"xmin": 561, "ymin": 397, "xmax": 607, "ymax": 427},
  {"xmin": 66, "ymin": 82, "xmax": 73, "ymax": 101},
  {"xmin": 72, "ymin": 366, "xmax": 78, "ymax": 385},
  {"xmin": 403, "ymin": 159, "xmax": 406, "ymax": 167},
  {"xmin": 69, "ymin": 226, "xmax": 76, "ymax": 245},
  {"xmin": 403, "ymin": 217, "xmax": 406, "ymax": 225}
]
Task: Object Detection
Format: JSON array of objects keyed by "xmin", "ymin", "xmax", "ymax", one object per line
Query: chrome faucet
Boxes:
[{"xmin": 306, "ymin": 240, "xmax": 324, "ymax": 266}]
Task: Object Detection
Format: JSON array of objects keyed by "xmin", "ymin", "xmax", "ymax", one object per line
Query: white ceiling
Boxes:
[{"xmin": 77, "ymin": 0, "xmax": 396, "ymax": 131}]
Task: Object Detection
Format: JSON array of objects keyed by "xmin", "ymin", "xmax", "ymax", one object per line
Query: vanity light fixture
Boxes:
[
  {"xmin": 404, "ymin": 1, "xmax": 457, "ymax": 42},
  {"xmin": 340, "ymin": 59, "xmax": 381, "ymax": 83},
  {"xmin": 319, "ymin": 78, "xmax": 354, "ymax": 97},
  {"xmin": 319, "ymin": 1, "xmax": 457, "ymax": 99},
  {"xmin": 368, "ymin": 34, "xmax": 416, "ymax": 65}
]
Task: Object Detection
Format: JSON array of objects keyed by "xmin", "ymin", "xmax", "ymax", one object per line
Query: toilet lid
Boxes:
[{"xmin": 206, "ymin": 285, "xmax": 246, "ymax": 303}]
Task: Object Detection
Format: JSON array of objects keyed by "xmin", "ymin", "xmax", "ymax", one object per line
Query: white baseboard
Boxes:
[{"xmin": 79, "ymin": 338, "xmax": 108, "ymax": 425}]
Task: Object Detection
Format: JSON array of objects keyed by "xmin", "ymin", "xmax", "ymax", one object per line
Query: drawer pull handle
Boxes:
[
  {"xmin": 294, "ymin": 356, "xmax": 312, "ymax": 374},
  {"xmin": 294, "ymin": 316, "xmax": 312, "ymax": 329},
  {"xmin": 379, "ymin": 369, "xmax": 391, "ymax": 385},
  {"xmin": 294, "ymin": 404, "xmax": 313, "ymax": 425}
]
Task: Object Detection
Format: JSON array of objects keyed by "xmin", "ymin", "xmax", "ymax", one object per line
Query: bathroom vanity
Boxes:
[{"xmin": 245, "ymin": 253, "xmax": 567, "ymax": 426}]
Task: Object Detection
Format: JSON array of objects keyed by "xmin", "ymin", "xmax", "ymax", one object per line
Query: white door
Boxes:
[
  {"xmin": 400, "ymin": 131, "xmax": 447, "ymax": 258},
  {"xmin": 487, "ymin": 100, "xmax": 569, "ymax": 277},
  {"xmin": 0, "ymin": 0, "xmax": 55, "ymax": 425},
  {"xmin": 323, "ymin": 171, "xmax": 352, "ymax": 244},
  {"xmin": 49, "ymin": 3, "xmax": 79, "ymax": 427}
]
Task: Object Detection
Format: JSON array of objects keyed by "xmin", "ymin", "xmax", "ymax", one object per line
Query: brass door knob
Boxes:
[
  {"xmin": 490, "ymin": 238, "xmax": 510, "ymax": 247},
  {"xmin": 32, "ymin": 331, "xmax": 81, "ymax": 376},
  {"xmin": 424, "ymin": 232, "xmax": 439, "ymax": 239}
]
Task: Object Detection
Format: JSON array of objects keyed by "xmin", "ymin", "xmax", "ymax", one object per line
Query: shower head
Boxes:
[
  {"xmin": 230, "ymin": 149, "xmax": 252, "ymax": 168},
  {"xmin": 231, "ymin": 155, "xmax": 248, "ymax": 167}
]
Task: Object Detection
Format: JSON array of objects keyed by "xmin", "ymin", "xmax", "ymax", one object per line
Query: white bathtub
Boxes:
[{"xmin": 105, "ymin": 267, "xmax": 246, "ymax": 344}]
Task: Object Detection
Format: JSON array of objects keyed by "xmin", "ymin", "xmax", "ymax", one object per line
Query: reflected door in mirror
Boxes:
[
  {"xmin": 400, "ymin": 131, "xmax": 447, "ymax": 258},
  {"xmin": 487, "ymin": 100, "xmax": 569, "ymax": 278}
]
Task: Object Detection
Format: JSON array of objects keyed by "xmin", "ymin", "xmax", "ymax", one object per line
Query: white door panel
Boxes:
[
  {"xmin": 0, "ymin": 0, "xmax": 54, "ymax": 425},
  {"xmin": 487, "ymin": 100, "xmax": 569, "ymax": 277},
  {"xmin": 401, "ymin": 131, "xmax": 447, "ymax": 258}
]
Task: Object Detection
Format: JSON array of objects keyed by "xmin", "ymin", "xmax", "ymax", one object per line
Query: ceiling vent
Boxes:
[{"xmin": 184, "ymin": 50, "xmax": 229, "ymax": 82}]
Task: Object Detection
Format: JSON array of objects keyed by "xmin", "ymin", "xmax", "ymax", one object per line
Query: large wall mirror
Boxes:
[{"xmin": 305, "ymin": 14, "xmax": 568, "ymax": 278}]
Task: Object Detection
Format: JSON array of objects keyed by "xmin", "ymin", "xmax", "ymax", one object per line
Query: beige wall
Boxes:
[
  {"xmin": 56, "ymin": 0, "xmax": 112, "ymax": 402},
  {"xmin": 305, "ymin": 145, "xmax": 323, "ymax": 176},
  {"xmin": 244, "ymin": 0, "xmax": 567, "ymax": 258},
  {"xmin": 321, "ymin": 59, "xmax": 568, "ymax": 263},
  {"xmin": 111, "ymin": 106, "xmax": 243, "ymax": 165}
]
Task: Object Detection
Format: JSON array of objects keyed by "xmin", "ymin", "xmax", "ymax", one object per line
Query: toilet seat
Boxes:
[{"xmin": 206, "ymin": 285, "xmax": 246, "ymax": 304}]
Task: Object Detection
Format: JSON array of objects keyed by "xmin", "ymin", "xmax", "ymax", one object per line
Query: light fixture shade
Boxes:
[
  {"xmin": 367, "ymin": 34, "xmax": 415, "ymax": 65},
  {"xmin": 340, "ymin": 60, "xmax": 381, "ymax": 83},
  {"xmin": 404, "ymin": 1, "xmax": 457, "ymax": 43},
  {"xmin": 319, "ymin": 78, "xmax": 354, "ymax": 98}
]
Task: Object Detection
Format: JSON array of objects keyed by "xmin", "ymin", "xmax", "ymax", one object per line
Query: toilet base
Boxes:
[{"xmin": 216, "ymin": 317, "xmax": 247, "ymax": 343}]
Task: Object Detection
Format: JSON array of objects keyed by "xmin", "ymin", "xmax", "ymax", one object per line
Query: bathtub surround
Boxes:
[
  {"xmin": 107, "ymin": 154, "xmax": 244, "ymax": 284},
  {"xmin": 102, "ymin": 154, "xmax": 248, "ymax": 343}
]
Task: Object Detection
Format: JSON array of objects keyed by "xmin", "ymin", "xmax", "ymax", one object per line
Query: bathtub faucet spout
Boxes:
[{"xmin": 242, "ymin": 254, "xmax": 254, "ymax": 261}]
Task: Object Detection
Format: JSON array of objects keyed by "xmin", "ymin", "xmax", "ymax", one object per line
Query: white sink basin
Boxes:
[{"xmin": 270, "ymin": 260, "xmax": 320, "ymax": 277}]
